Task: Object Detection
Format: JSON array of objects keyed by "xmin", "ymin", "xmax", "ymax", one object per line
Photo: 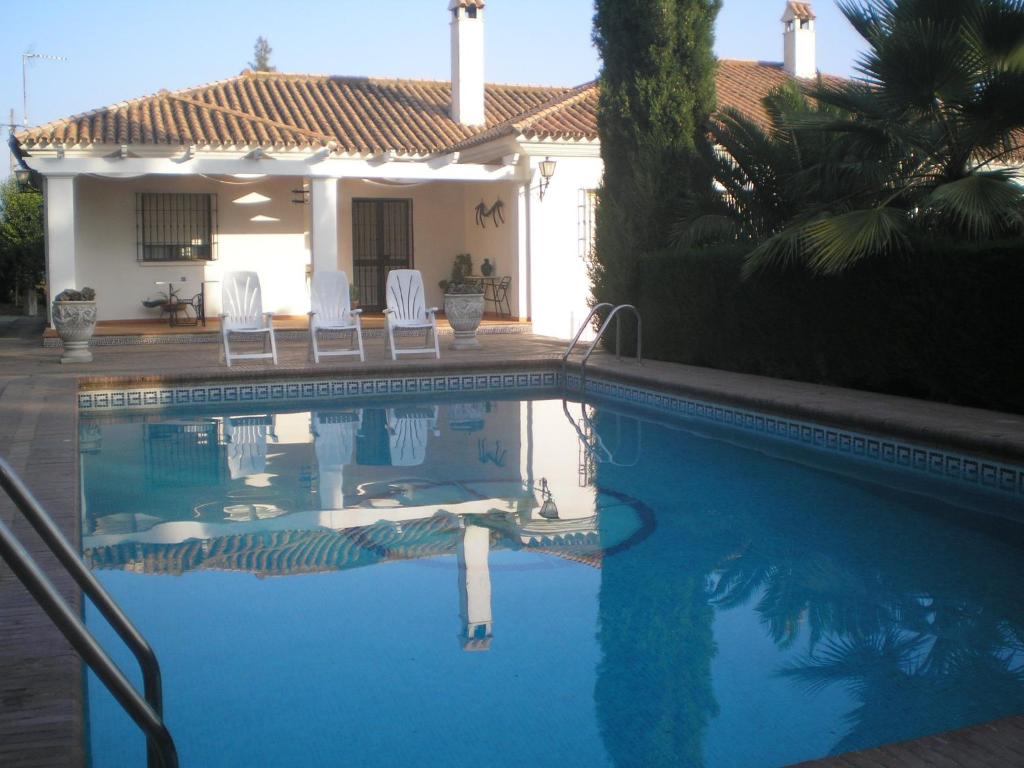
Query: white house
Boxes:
[{"xmin": 13, "ymin": 0, "xmax": 822, "ymax": 340}]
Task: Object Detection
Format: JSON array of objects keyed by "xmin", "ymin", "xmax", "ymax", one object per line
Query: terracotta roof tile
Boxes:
[
  {"xmin": 15, "ymin": 61, "xmax": 849, "ymax": 155},
  {"xmin": 16, "ymin": 71, "xmax": 569, "ymax": 155}
]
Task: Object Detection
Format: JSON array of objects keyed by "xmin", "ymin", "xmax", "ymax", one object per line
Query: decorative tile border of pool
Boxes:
[
  {"xmin": 78, "ymin": 370, "xmax": 561, "ymax": 411},
  {"xmin": 569, "ymin": 373, "xmax": 1024, "ymax": 499},
  {"xmin": 44, "ymin": 323, "xmax": 531, "ymax": 348}
]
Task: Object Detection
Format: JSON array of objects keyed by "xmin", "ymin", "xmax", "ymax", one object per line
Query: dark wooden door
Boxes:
[{"xmin": 352, "ymin": 199, "xmax": 413, "ymax": 311}]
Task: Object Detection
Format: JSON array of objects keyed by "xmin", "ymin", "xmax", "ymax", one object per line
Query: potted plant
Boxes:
[
  {"xmin": 52, "ymin": 287, "xmax": 97, "ymax": 364},
  {"xmin": 439, "ymin": 253, "xmax": 485, "ymax": 350}
]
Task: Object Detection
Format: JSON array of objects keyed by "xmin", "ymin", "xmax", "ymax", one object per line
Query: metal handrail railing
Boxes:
[
  {"xmin": 0, "ymin": 456, "xmax": 179, "ymax": 768},
  {"xmin": 561, "ymin": 303, "xmax": 642, "ymax": 386}
]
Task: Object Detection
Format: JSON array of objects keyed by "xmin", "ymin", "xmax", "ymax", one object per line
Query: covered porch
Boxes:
[{"xmin": 43, "ymin": 160, "xmax": 532, "ymax": 328}]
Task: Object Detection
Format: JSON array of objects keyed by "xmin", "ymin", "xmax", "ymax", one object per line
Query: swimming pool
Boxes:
[{"xmin": 79, "ymin": 381, "xmax": 1024, "ymax": 767}]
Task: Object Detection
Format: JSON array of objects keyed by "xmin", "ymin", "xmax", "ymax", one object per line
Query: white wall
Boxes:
[
  {"xmin": 75, "ymin": 175, "xmax": 310, "ymax": 321},
  {"xmin": 462, "ymin": 180, "xmax": 520, "ymax": 316},
  {"xmin": 526, "ymin": 154, "xmax": 603, "ymax": 339}
]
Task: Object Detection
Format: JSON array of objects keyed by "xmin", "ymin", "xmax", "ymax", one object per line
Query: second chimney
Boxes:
[
  {"xmin": 782, "ymin": 1, "xmax": 817, "ymax": 79},
  {"xmin": 450, "ymin": 0, "xmax": 486, "ymax": 126}
]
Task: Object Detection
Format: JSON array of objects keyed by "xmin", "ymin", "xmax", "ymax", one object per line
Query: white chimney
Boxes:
[
  {"xmin": 450, "ymin": 0, "xmax": 486, "ymax": 126},
  {"xmin": 782, "ymin": 1, "xmax": 817, "ymax": 79}
]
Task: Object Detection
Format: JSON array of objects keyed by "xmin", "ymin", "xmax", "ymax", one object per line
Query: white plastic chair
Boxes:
[
  {"xmin": 309, "ymin": 270, "xmax": 365, "ymax": 363},
  {"xmin": 384, "ymin": 269, "xmax": 440, "ymax": 360},
  {"xmin": 220, "ymin": 271, "xmax": 278, "ymax": 367},
  {"xmin": 387, "ymin": 406, "xmax": 440, "ymax": 467}
]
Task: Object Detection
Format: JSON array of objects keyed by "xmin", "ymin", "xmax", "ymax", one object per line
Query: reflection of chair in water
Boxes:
[
  {"xmin": 312, "ymin": 410, "xmax": 363, "ymax": 509},
  {"xmin": 223, "ymin": 415, "xmax": 278, "ymax": 479},
  {"xmin": 387, "ymin": 406, "xmax": 440, "ymax": 467}
]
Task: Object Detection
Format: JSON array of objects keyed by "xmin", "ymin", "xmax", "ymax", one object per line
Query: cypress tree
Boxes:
[{"xmin": 592, "ymin": 0, "xmax": 721, "ymax": 309}]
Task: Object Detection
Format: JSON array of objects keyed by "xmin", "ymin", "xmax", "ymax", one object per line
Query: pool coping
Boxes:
[
  {"xmin": 3, "ymin": 343, "xmax": 1024, "ymax": 767},
  {"xmin": 583, "ymin": 357, "xmax": 1024, "ymax": 466}
]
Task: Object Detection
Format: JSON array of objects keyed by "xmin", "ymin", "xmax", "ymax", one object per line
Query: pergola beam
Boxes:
[{"xmin": 23, "ymin": 154, "xmax": 525, "ymax": 182}]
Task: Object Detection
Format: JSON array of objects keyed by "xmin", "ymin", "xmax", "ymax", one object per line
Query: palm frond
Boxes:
[
  {"xmin": 922, "ymin": 170, "xmax": 1024, "ymax": 238},
  {"xmin": 741, "ymin": 224, "xmax": 812, "ymax": 277},
  {"xmin": 802, "ymin": 206, "xmax": 912, "ymax": 274}
]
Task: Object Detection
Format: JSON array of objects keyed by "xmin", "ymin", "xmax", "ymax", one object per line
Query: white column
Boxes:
[
  {"xmin": 516, "ymin": 182, "xmax": 531, "ymax": 320},
  {"xmin": 457, "ymin": 524, "xmax": 493, "ymax": 651},
  {"xmin": 310, "ymin": 177, "xmax": 339, "ymax": 274},
  {"xmin": 44, "ymin": 175, "xmax": 78, "ymax": 325}
]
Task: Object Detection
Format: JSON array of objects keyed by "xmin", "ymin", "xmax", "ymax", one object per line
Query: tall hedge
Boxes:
[
  {"xmin": 635, "ymin": 242, "xmax": 1024, "ymax": 413},
  {"xmin": 592, "ymin": 0, "xmax": 721, "ymax": 308}
]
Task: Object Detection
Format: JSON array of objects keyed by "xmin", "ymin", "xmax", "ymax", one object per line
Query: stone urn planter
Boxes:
[
  {"xmin": 444, "ymin": 292, "xmax": 485, "ymax": 350},
  {"xmin": 52, "ymin": 288, "xmax": 98, "ymax": 364}
]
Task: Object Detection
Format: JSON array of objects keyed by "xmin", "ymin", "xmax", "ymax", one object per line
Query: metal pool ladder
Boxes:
[
  {"xmin": 0, "ymin": 456, "xmax": 179, "ymax": 768},
  {"xmin": 562, "ymin": 303, "xmax": 642, "ymax": 387}
]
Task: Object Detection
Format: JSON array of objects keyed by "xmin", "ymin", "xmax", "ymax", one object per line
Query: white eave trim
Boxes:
[
  {"xmin": 20, "ymin": 149, "xmax": 528, "ymax": 182},
  {"xmin": 518, "ymin": 138, "xmax": 601, "ymax": 158}
]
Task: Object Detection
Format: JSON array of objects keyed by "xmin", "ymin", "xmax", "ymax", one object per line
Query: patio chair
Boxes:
[
  {"xmin": 384, "ymin": 269, "xmax": 440, "ymax": 360},
  {"xmin": 309, "ymin": 270, "xmax": 365, "ymax": 363},
  {"xmin": 312, "ymin": 410, "xmax": 363, "ymax": 509},
  {"xmin": 485, "ymin": 276, "xmax": 512, "ymax": 318},
  {"xmin": 224, "ymin": 415, "xmax": 278, "ymax": 479},
  {"xmin": 387, "ymin": 405, "xmax": 440, "ymax": 467},
  {"xmin": 220, "ymin": 271, "xmax": 278, "ymax": 367}
]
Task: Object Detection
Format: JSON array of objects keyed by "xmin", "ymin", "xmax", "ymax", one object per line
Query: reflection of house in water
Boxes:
[
  {"xmin": 312, "ymin": 411, "xmax": 361, "ymax": 509},
  {"xmin": 144, "ymin": 420, "xmax": 226, "ymax": 487},
  {"xmin": 82, "ymin": 399, "xmax": 651, "ymax": 650},
  {"xmin": 83, "ymin": 498, "xmax": 646, "ymax": 651}
]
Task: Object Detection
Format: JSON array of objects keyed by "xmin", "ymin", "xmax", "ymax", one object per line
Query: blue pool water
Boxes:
[{"xmin": 79, "ymin": 392, "xmax": 1024, "ymax": 767}]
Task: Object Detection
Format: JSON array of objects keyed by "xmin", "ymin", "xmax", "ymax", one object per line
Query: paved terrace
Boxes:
[{"xmin": 2, "ymin": 314, "xmax": 1023, "ymax": 767}]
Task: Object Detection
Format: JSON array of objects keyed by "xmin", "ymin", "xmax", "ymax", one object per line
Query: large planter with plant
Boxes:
[
  {"xmin": 52, "ymin": 287, "xmax": 97, "ymax": 364},
  {"xmin": 440, "ymin": 253, "xmax": 485, "ymax": 350},
  {"xmin": 444, "ymin": 289, "xmax": 485, "ymax": 350}
]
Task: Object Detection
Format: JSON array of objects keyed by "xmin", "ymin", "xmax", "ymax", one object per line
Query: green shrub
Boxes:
[{"xmin": 635, "ymin": 241, "xmax": 1024, "ymax": 412}]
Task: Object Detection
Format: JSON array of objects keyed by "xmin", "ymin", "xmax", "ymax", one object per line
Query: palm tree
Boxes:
[{"xmin": 735, "ymin": 0, "xmax": 1024, "ymax": 274}]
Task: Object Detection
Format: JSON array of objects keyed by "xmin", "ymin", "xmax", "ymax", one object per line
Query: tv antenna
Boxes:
[{"xmin": 22, "ymin": 52, "xmax": 68, "ymax": 128}]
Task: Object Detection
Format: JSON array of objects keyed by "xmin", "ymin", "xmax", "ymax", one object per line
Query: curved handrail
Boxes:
[
  {"xmin": 561, "ymin": 303, "xmax": 613, "ymax": 366},
  {"xmin": 562, "ymin": 304, "xmax": 642, "ymax": 389},
  {"xmin": 0, "ymin": 457, "xmax": 178, "ymax": 768}
]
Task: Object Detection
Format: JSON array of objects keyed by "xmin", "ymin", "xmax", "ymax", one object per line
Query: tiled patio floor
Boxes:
[
  {"xmin": 41, "ymin": 312, "xmax": 528, "ymax": 339},
  {"xmin": 2, "ymin": 315, "xmax": 1023, "ymax": 768}
]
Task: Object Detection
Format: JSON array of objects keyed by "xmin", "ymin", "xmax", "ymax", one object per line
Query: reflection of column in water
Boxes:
[{"xmin": 458, "ymin": 524, "xmax": 493, "ymax": 652}]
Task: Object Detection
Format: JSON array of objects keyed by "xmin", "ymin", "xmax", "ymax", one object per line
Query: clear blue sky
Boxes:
[{"xmin": 2, "ymin": 0, "xmax": 865, "ymax": 173}]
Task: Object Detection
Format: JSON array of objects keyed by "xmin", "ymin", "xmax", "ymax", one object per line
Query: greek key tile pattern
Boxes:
[
  {"xmin": 569, "ymin": 374, "xmax": 1024, "ymax": 499},
  {"xmin": 78, "ymin": 370, "xmax": 560, "ymax": 412}
]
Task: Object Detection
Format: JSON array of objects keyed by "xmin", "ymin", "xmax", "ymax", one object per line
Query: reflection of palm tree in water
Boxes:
[{"xmin": 712, "ymin": 529, "xmax": 1024, "ymax": 756}]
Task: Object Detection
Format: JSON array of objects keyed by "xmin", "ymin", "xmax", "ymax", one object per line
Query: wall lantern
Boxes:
[
  {"xmin": 14, "ymin": 167, "xmax": 32, "ymax": 191},
  {"xmin": 537, "ymin": 157, "xmax": 557, "ymax": 201},
  {"xmin": 537, "ymin": 477, "xmax": 559, "ymax": 520}
]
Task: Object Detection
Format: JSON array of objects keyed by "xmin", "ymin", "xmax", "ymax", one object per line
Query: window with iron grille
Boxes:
[
  {"xmin": 136, "ymin": 193, "xmax": 218, "ymax": 262},
  {"xmin": 578, "ymin": 188, "xmax": 598, "ymax": 263}
]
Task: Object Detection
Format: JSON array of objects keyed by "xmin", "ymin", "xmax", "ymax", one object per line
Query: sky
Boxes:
[{"xmin": 1, "ymin": 0, "xmax": 867, "ymax": 175}]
